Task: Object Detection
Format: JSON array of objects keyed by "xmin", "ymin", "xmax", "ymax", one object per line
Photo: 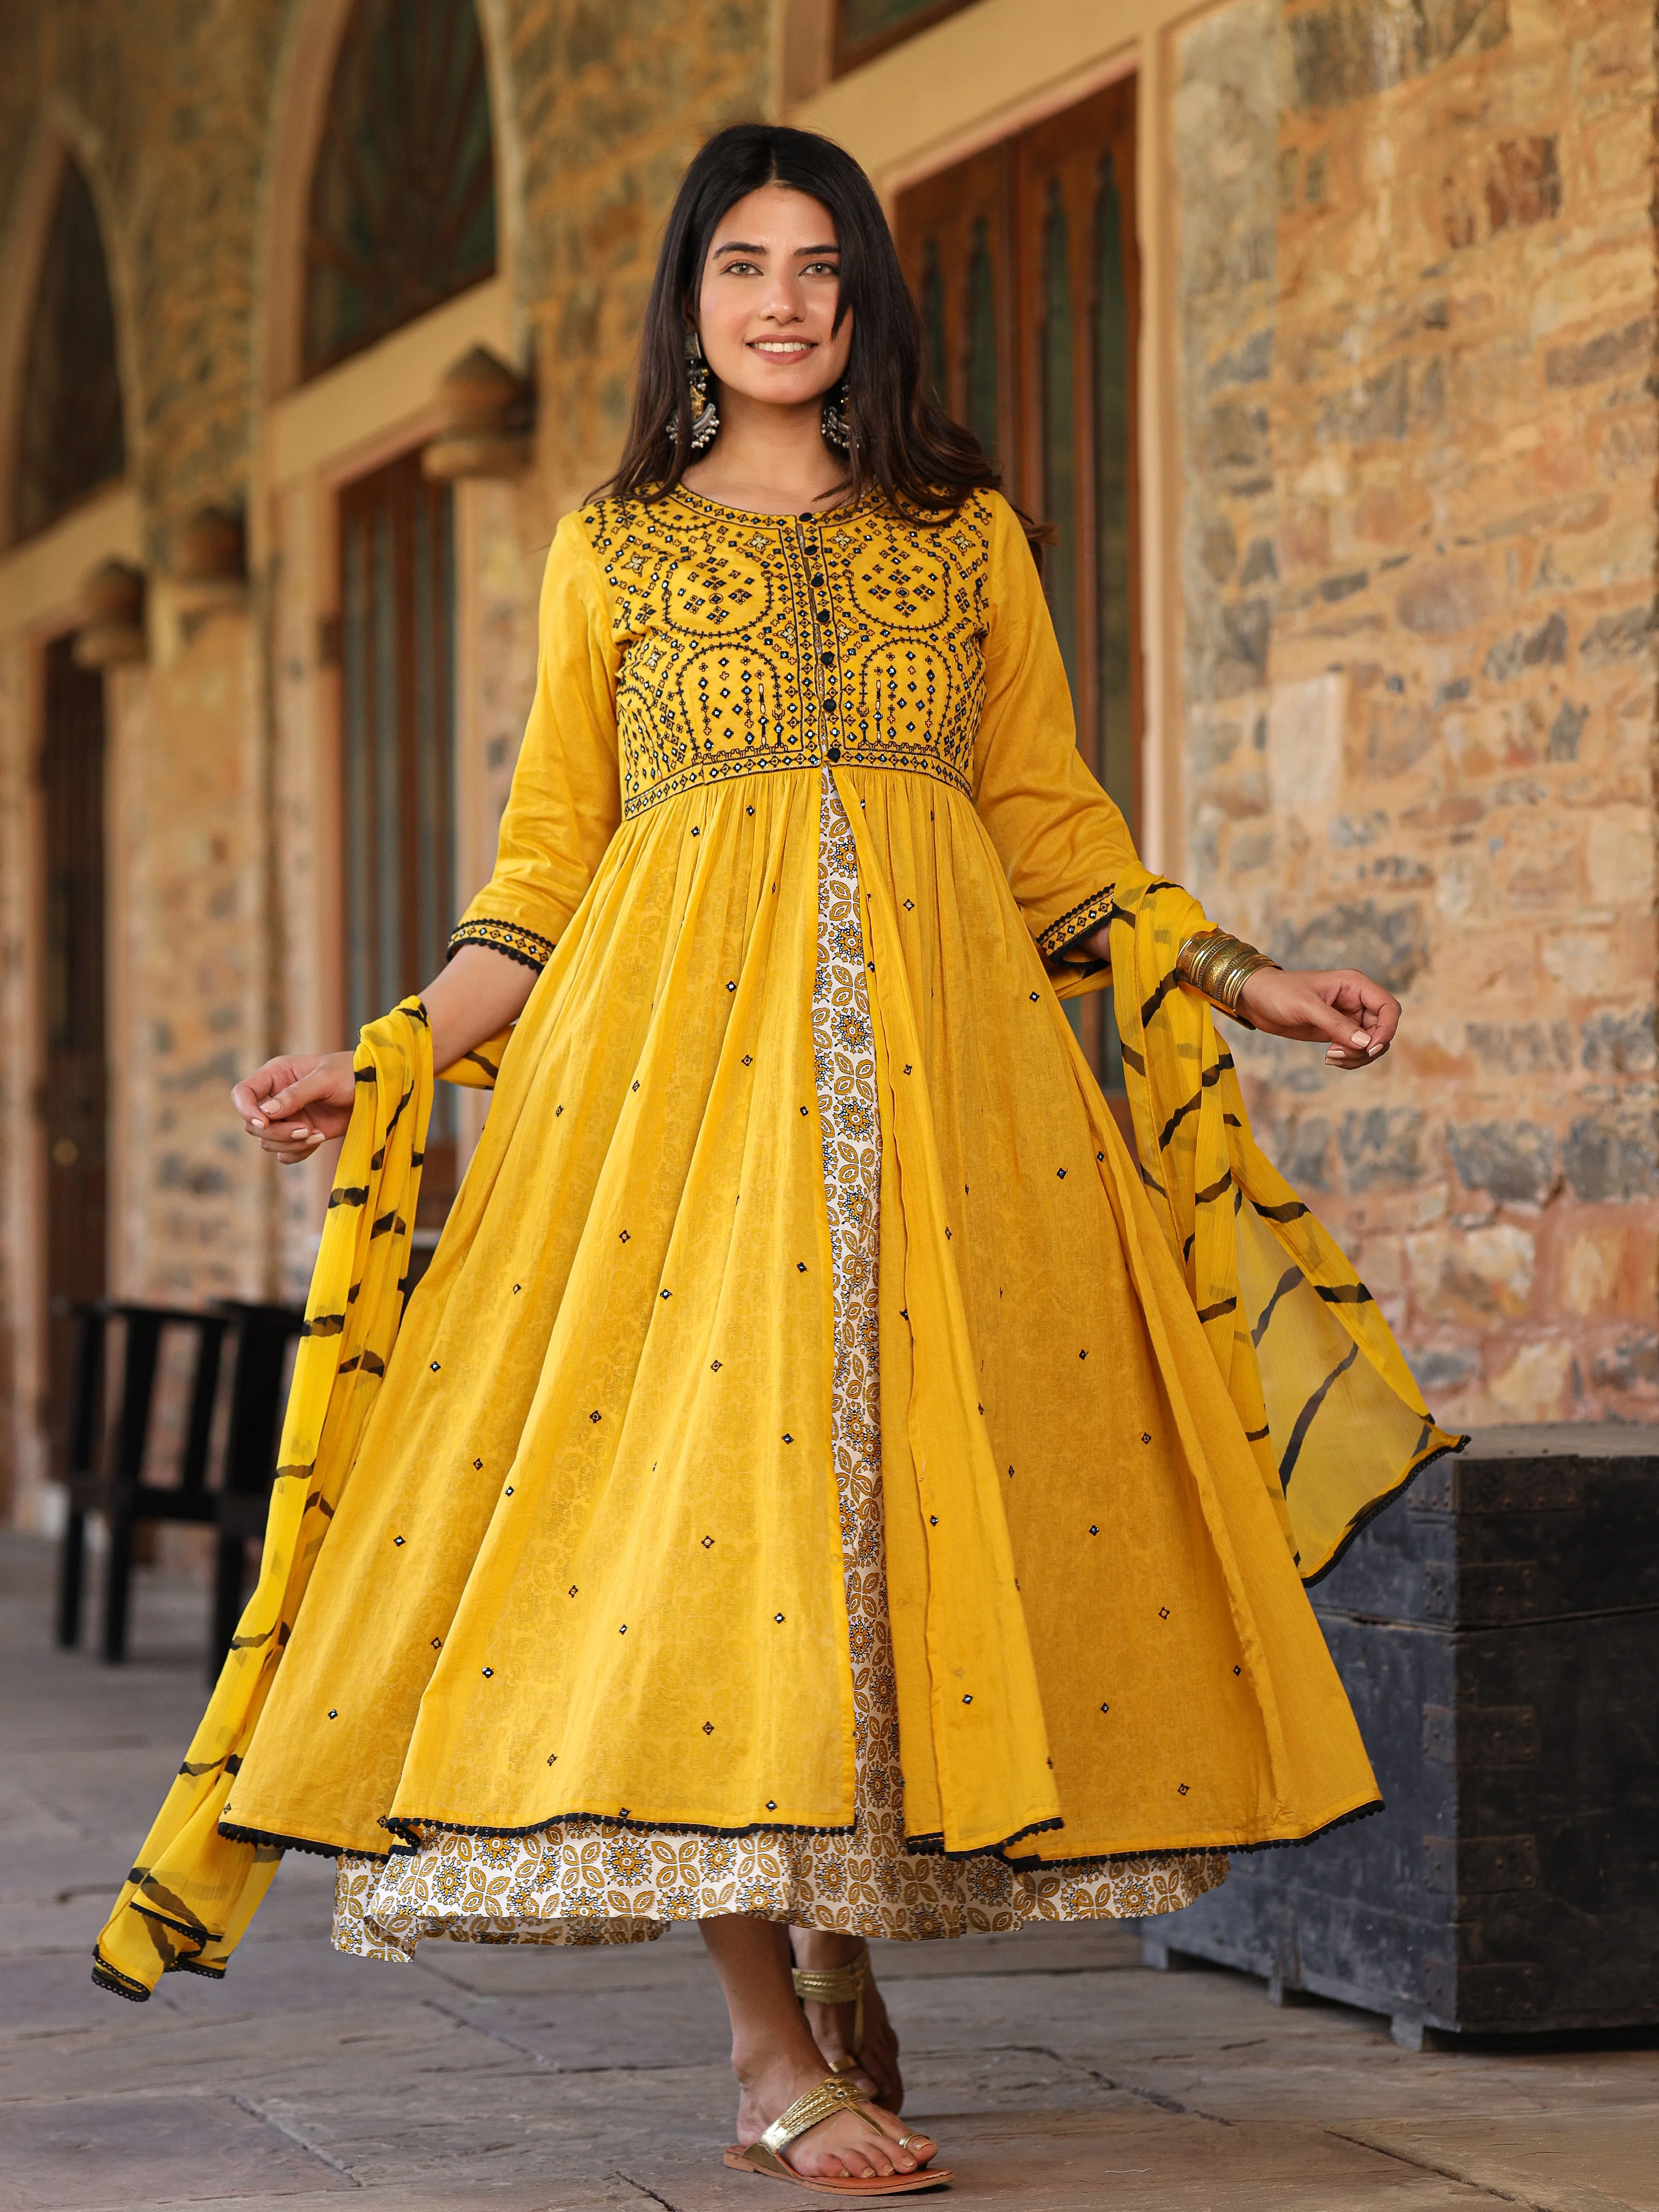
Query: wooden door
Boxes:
[
  {"xmin": 42, "ymin": 634, "xmax": 108, "ymax": 1475},
  {"xmin": 337, "ymin": 448, "xmax": 458, "ymax": 1229},
  {"xmin": 897, "ymin": 79, "xmax": 1141, "ymax": 1093}
]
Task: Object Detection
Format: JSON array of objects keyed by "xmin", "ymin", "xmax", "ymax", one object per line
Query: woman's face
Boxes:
[{"xmin": 694, "ymin": 183, "xmax": 852, "ymax": 410}]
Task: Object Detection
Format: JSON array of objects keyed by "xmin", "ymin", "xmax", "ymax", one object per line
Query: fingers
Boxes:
[
  {"xmin": 1361, "ymin": 988, "xmax": 1400, "ymax": 1053},
  {"xmin": 243, "ymin": 1110, "xmax": 328, "ymax": 1148},
  {"xmin": 1304, "ymin": 989, "xmax": 1375, "ymax": 1053},
  {"xmin": 255, "ymin": 1064, "xmax": 337, "ymax": 1128},
  {"xmin": 263, "ymin": 1132, "xmax": 329, "ymax": 1166},
  {"xmin": 232, "ymin": 1056, "xmax": 322, "ymax": 1131},
  {"xmin": 230, "ymin": 1061, "xmax": 292, "ymax": 1119},
  {"xmin": 1323, "ymin": 971, "xmax": 1399, "ymax": 1063}
]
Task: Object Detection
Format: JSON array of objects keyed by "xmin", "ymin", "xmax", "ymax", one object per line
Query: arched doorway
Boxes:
[
  {"xmin": 15, "ymin": 156, "xmax": 127, "ymax": 1470},
  {"xmin": 13, "ymin": 158, "xmax": 125, "ymax": 542}
]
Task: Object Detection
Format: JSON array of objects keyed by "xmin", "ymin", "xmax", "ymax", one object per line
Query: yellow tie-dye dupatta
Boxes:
[
  {"xmin": 92, "ymin": 1000, "xmax": 435, "ymax": 2000},
  {"xmin": 1093, "ymin": 873, "xmax": 1464, "ymax": 1581}
]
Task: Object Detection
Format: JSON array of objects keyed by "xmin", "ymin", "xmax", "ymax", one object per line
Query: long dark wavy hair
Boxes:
[{"xmin": 601, "ymin": 123, "xmax": 1000, "ymax": 523}]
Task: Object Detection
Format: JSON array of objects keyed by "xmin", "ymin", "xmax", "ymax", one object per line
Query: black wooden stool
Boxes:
[
  {"xmin": 54, "ymin": 1298, "xmax": 306, "ymax": 1675},
  {"xmin": 56, "ymin": 1302, "xmax": 230, "ymax": 1664}
]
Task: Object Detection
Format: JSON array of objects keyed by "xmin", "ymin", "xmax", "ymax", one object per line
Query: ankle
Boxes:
[{"xmin": 792, "ymin": 1927, "xmax": 867, "ymax": 1969}]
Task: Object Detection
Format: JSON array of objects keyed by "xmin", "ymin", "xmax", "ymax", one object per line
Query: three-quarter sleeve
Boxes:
[
  {"xmin": 450, "ymin": 511, "xmax": 623, "ymax": 972},
  {"xmin": 970, "ymin": 492, "xmax": 1144, "ymax": 992}
]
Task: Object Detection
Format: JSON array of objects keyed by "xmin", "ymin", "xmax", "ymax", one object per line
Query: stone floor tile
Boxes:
[
  {"xmin": 618, "ymin": 2110, "xmax": 1501, "ymax": 2210},
  {"xmin": 1339, "ymin": 2110, "xmax": 1659, "ymax": 2212},
  {"xmin": 870, "ymin": 1924, "xmax": 1145, "ymax": 1978},
  {"xmin": 422, "ymin": 1985, "xmax": 738, "ymax": 2068},
  {"xmin": 0, "ymin": 2093, "xmax": 355, "ymax": 2211},
  {"xmin": 0, "ymin": 2000, "xmax": 469, "ymax": 2100}
]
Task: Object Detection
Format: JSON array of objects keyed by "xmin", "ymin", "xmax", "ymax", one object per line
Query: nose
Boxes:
[{"xmin": 757, "ymin": 268, "xmax": 805, "ymax": 322}]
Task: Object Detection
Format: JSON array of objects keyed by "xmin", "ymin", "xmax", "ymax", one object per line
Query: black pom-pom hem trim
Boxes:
[
  {"xmin": 216, "ymin": 1817, "xmax": 397, "ymax": 1860},
  {"xmin": 382, "ymin": 1806, "xmax": 859, "ymax": 1848},
  {"xmin": 998, "ymin": 1796, "xmax": 1384, "ymax": 1872},
  {"xmin": 91, "ymin": 1949, "xmax": 152, "ymax": 2002},
  {"xmin": 1302, "ymin": 1433, "xmax": 1469, "ymax": 1590},
  {"xmin": 901, "ymin": 1815, "xmax": 1066, "ymax": 1859}
]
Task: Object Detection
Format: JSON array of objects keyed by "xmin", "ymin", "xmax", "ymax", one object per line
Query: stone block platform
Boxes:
[{"xmin": 2, "ymin": 1534, "xmax": 1654, "ymax": 2210}]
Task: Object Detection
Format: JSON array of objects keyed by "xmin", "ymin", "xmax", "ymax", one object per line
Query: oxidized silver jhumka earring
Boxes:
[
  {"xmin": 668, "ymin": 331, "xmax": 720, "ymax": 452},
  {"xmin": 820, "ymin": 374, "xmax": 851, "ymax": 453}
]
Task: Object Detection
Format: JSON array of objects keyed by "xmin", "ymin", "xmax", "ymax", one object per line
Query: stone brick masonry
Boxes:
[{"xmin": 1174, "ymin": 0, "xmax": 1659, "ymax": 1425}]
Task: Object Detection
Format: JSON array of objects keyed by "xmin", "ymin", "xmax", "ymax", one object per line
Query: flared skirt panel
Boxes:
[
  {"xmin": 835, "ymin": 768, "xmax": 1379, "ymax": 1858},
  {"xmin": 227, "ymin": 773, "xmax": 856, "ymax": 1853}
]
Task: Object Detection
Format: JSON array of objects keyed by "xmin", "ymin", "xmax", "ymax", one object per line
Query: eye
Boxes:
[
  {"xmin": 719, "ymin": 257, "xmax": 762, "ymax": 276},
  {"xmin": 802, "ymin": 260, "xmax": 840, "ymax": 277}
]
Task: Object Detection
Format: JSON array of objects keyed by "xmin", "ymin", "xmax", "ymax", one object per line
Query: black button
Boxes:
[
  {"xmin": 827, "ymin": 745, "xmax": 841, "ymax": 762},
  {"xmin": 811, "ymin": 573, "xmax": 824, "ymax": 585},
  {"xmin": 820, "ymin": 652, "xmax": 834, "ymax": 665},
  {"xmin": 823, "ymin": 698, "xmax": 836, "ymax": 713},
  {"xmin": 799, "ymin": 511, "xmax": 816, "ymax": 522}
]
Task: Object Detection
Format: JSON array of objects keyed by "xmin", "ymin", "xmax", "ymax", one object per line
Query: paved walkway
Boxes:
[{"xmin": 2, "ymin": 1532, "xmax": 1654, "ymax": 2210}]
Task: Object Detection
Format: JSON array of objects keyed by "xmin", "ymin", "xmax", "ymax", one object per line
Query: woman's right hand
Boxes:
[{"xmin": 231, "ymin": 1051, "xmax": 358, "ymax": 1166}]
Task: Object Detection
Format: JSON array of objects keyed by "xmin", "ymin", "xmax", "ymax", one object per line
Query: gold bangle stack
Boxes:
[{"xmin": 1177, "ymin": 929, "xmax": 1279, "ymax": 1015}]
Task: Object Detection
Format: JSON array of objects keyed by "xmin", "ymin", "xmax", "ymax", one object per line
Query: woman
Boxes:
[{"xmin": 95, "ymin": 125, "xmax": 1458, "ymax": 2194}]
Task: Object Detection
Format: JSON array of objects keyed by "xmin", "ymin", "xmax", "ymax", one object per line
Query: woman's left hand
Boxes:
[{"xmin": 1236, "ymin": 966, "xmax": 1400, "ymax": 1068}]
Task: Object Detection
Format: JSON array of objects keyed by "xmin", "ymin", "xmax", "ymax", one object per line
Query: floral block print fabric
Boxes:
[{"xmin": 333, "ymin": 778, "xmax": 1224, "ymax": 1959}]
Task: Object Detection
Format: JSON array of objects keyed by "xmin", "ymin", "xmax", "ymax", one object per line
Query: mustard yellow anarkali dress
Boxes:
[{"xmin": 94, "ymin": 486, "xmax": 1459, "ymax": 2000}]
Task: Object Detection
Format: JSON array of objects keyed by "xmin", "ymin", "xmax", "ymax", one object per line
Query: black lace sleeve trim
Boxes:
[
  {"xmin": 1037, "ymin": 886, "xmax": 1116, "ymax": 964},
  {"xmin": 447, "ymin": 917, "xmax": 556, "ymax": 972}
]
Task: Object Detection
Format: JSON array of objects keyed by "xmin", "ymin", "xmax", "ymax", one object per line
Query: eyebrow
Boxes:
[{"xmin": 712, "ymin": 240, "xmax": 840, "ymax": 257}]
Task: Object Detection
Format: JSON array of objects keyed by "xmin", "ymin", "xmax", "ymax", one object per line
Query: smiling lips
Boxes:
[{"xmin": 750, "ymin": 339, "xmax": 814, "ymax": 355}]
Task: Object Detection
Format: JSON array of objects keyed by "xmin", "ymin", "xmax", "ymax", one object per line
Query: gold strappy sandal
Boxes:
[
  {"xmin": 793, "ymin": 1937, "xmax": 872, "ymax": 2079},
  {"xmin": 723, "ymin": 2075, "xmax": 951, "ymax": 2195}
]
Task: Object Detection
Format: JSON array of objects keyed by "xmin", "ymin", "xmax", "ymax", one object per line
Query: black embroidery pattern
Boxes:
[
  {"xmin": 1038, "ymin": 885, "xmax": 1116, "ymax": 963},
  {"xmin": 583, "ymin": 488, "xmax": 992, "ymax": 821},
  {"xmin": 448, "ymin": 917, "xmax": 556, "ymax": 972}
]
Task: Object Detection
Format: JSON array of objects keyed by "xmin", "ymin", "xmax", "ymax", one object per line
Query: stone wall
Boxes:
[
  {"xmin": 112, "ymin": 604, "xmax": 275, "ymax": 1305},
  {"xmin": 1174, "ymin": 0, "xmax": 1659, "ymax": 1426}
]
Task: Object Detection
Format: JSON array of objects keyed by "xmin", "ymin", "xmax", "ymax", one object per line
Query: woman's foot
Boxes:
[
  {"xmin": 735, "ymin": 2049, "xmax": 935, "ymax": 2183},
  {"xmin": 701, "ymin": 1914, "xmax": 937, "ymax": 2184},
  {"xmin": 791, "ymin": 1927, "xmax": 904, "ymax": 2109}
]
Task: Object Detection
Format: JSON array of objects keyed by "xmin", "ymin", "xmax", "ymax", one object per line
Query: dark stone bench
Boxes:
[{"xmin": 1142, "ymin": 1425, "xmax": 1659, "ymax": 2046}]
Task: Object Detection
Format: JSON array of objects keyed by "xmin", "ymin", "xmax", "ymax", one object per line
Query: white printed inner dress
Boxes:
[{"xmin": 334, "ymin": 774, "xmax": 1226, "ymax": 1959}]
